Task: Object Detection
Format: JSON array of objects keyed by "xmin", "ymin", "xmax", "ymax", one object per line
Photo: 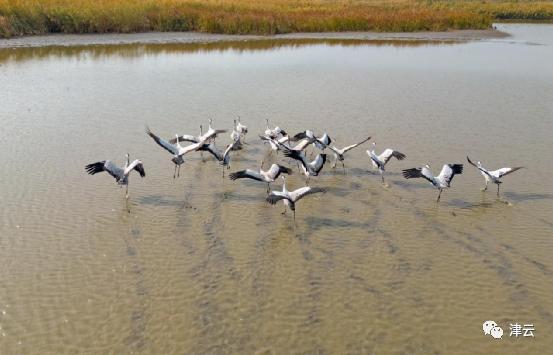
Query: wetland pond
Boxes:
[{"xmin": 1, "ymin": 24, "xmax": 552, "ymax": 354}]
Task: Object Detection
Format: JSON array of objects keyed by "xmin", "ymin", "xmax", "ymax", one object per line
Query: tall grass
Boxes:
[{"xmin": 0, "ymin": 1, "xmax": 552, "ymax": 38}]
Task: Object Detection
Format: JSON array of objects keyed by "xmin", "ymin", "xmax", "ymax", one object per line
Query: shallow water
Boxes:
[{"xmin": 1, "ymin": 24, "xmax": 552, "ymax": 354}]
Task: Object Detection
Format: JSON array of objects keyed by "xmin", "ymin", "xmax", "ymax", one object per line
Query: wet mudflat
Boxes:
[{"xmin": 0, "ymin": 24, "xmax": 552, "ymax": 354}]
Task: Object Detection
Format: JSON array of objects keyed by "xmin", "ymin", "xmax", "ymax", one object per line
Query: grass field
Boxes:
[{"xmin": 1, "ymin": 1, "xmax": 552, "ymax": 38}]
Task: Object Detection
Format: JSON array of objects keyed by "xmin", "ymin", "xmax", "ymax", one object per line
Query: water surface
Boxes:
[{"xmin": 1, "ymin": 24, "xmax": 552, "ymax": 354}]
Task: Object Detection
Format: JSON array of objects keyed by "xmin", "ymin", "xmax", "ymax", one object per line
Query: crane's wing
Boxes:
[
  {"xmin": 266, "ymin": 191, "xmax": 290, "ymax": 205},
  {"xmin": 310, "ymin": 154, "xmax": 327, "ymax": 174},
  {"xmin": 229, "ymin": 169, "xmax": 263, "ymax": 181},
  {"xmin": 291, "ymin": 130, "xmax": 315, "ymax": 142},
  {"xmin": 145, "ymin": 126, "xmax": 179, "ymax": 155},
  {"xmin": 289, "ymin": 186, "xmax": 326, "ymax": 202},
  {"xmin": 274, "ymin": 127, "xmax": 287, "ymax": 137},
  {"xmin": 85, "ymin": 160, "xmax": 124, "ymax": 181},
  {"xmin": 437, "ymin": 164, "xmax": 463, "ymax": 186},
  {"xmin": 466, "ymin": 156, "xmax": 493, "ymax": 178},
  {"xmin": 283, "ymin": 148, "xmax": 308, "ymax": 169},
  {"xmin": 169, "ymin": 134, "xmax": 198, "ymax": 144},
  {"xmin": 178, "ymin": 142, "xmax": 202, "ymax": 155},
  {"xmin": 314, "ymin": 139, "xmax": 326, "ymax": 150},
  {"xmin": 493, "ymin": 166, "xmax": 523, "ymax": 178},
  {"xmin": 316, "ymin": 133, "xmax": 331, "ymax": 147},
  {"xmin": 222, "ymin": 143, "xmax": 235, "ymax": 161},
  {"xmin": 266, "ymin": 164, "xmax": 293, "ymax": 180},
  {"xmin": 124, "ymin": 160, "xmax": 146, "ymax": 177},
  {"xmin": 341, "ymin": 136, "xmax": 371, "ymax": 153},
  {"xmin": 292, "ymin": 139, "xmax": 311, "ymax": 151},
  {"xmin": 259, "ymin": 135, "xmax": 285, "ymax": 150},
  {"xmin": 199, "ymin": 129, "xmax": 227, "ymax": 142},
  {"xmin": 402, "ymin": 166, "xmax": 434, "ymax": 184},
  {"xmin": 327, "ymin": 145, "xmax": 341, "ymax": 155},
  {"xmin": 378, "ymin": 149, "xmax": 406, "ymax": 164},
  {"xmin": 259, "ymin": 134, "xmax": 272, "ymax": 142},
  {"xmin": 291, "ymin": 131, "xmax": 306, "ymax": 141},
  {"xmin": 466, "ymin": 156, "xmax": 479, "ymax": 169},
  {"xmin": 198, "ymin": 143, "xmax": 223, "ymax": 161}
]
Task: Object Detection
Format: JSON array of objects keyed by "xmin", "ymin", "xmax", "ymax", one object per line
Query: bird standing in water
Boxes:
[{"xmin": 467, "ymin": 156, "xmax": 523, "ymax": 196}]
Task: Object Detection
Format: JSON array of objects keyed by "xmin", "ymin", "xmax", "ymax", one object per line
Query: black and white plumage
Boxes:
[
  {"xmin": 328, "ymin": 136, "xmax": 371, "ymax": 170},
  {"xmin": 169, "ymin": 125, "xmax": 203, "ymax": 145},
  {"xmin": 229, "ymin": 161, "xmax": 293, "ymax": 192},
  {"xmin": 281, "ymin": 146, "xmax": 327, "ymax": 184},
  {"xmin": 169, "ymin": 125, "xmax": 208, "ymax": 161},
  {"xmin": 291, "ymin": 130, "xmax": 331, "ymax": 151},
  {"xmin": 367, "ymin": 142, "xmax": 406, "ymax": 183},
  {"xmin": 264, "ymin": 119, "xmax": 287, "ymax": 139},
  {"xmin": 85, "ymin": 153, "xmax": 145, "ymax": 199},
  {"xmin": 402, "ymin": 164, "xmax": 463, "ymax": 202},
  {"xmin": 291, "ymin": 130, "xmax": 316, "ymax": 143},
  {"xmin": 199, "ymin": 118, "xmax": 227, "ymax": 143},
  {"xmin": 259, "ymin": 134, "xmax": 290, "ymax": 154},
  {"xmin": 467, "ymin": 156, "xmax": 523, "ymax": 196},
  {"xmin": 287, "ymin": 139, "xmax": 311, "ymax": 152},
  {"xmin": 230, "ymin": 120, "xmax": 244, "ymax": 150},
  {"xmin": 236, "ymin": 117, "xmax": 248, "ymax": 142},
  {"xmin": 266, "ymin": 176, "xmax": 325, "ymax": 220},
  {"xmin": 314, "ymin": 132, "xmax": 331, "ymax": 151},
  {"xmin": 199, "ymin": 141, "xmax": 238, "ymax": 177},
  {"xmin": 145, "ymin": 126, "xmax": 209, "ymax": 178},
  {"xmin": 230, "ymin": 127, "xmax": 241, "ymax": 144}
]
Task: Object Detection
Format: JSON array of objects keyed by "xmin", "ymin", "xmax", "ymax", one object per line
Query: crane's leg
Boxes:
[
  {"xmin": 282, "ymin": 204, "xmax": 286, "ymax": 215},
  {"xmin": 380, "ymin": 170, "xmax": 385, "ymax": 184},
  {"xmin": 173, "ymin": 164, "xmax": 177, "ymax": 179},
  {"xmin": 222, "ymin": 166, "xmax": 225, "ymax": 178},
  {"xmin": 267, "ymin": 183, "xmax": 270, "ymax": 194},
  {"xmin": 293, "ymin": 209, "xmax": 296, "ymax": 222},
  {"xmin": 177, "ymin": 164, "xmax": 181, "ymax": 178},
  {"xmin": 437, "ymin": 189, "xmax": 442, "ymax": 202},
  {"xmin": 342, "ymin": 161, "xmax": 346, "ymax": 175},
  {"xmin": 497, "ymin": 184, "xmax": 500, "ymax": 197},
  {"xmin": 481, "ymin": 180, "xmax": 488, "ymax": 191},
  {"xmin": 126, "ymin": 183, "xmax": 129, "ymax": 200},
  {"xmin": 306, "ymin": 176, "xmax": 310, "ymax": 186}
]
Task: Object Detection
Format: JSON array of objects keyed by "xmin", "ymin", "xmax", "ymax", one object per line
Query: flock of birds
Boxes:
[{"xmin": 85, "ymin": 118, "xmax": 523, "ymax": 218}]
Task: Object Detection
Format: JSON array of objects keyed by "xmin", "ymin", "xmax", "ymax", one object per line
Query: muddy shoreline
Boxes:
[{"xmin": 0, "ymin": 29, "xmax": 509, "ymax": 49}]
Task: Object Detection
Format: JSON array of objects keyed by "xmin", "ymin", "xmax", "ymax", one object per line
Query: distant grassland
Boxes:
[{"xmin": 1, "ymin": 1, "xmax": 553, "ymax": 38}]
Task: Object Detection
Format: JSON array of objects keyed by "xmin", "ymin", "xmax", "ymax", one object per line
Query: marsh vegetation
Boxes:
[{"xmin": 1, "ymin": 0, "xmax": 553, "ymax": 38}]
